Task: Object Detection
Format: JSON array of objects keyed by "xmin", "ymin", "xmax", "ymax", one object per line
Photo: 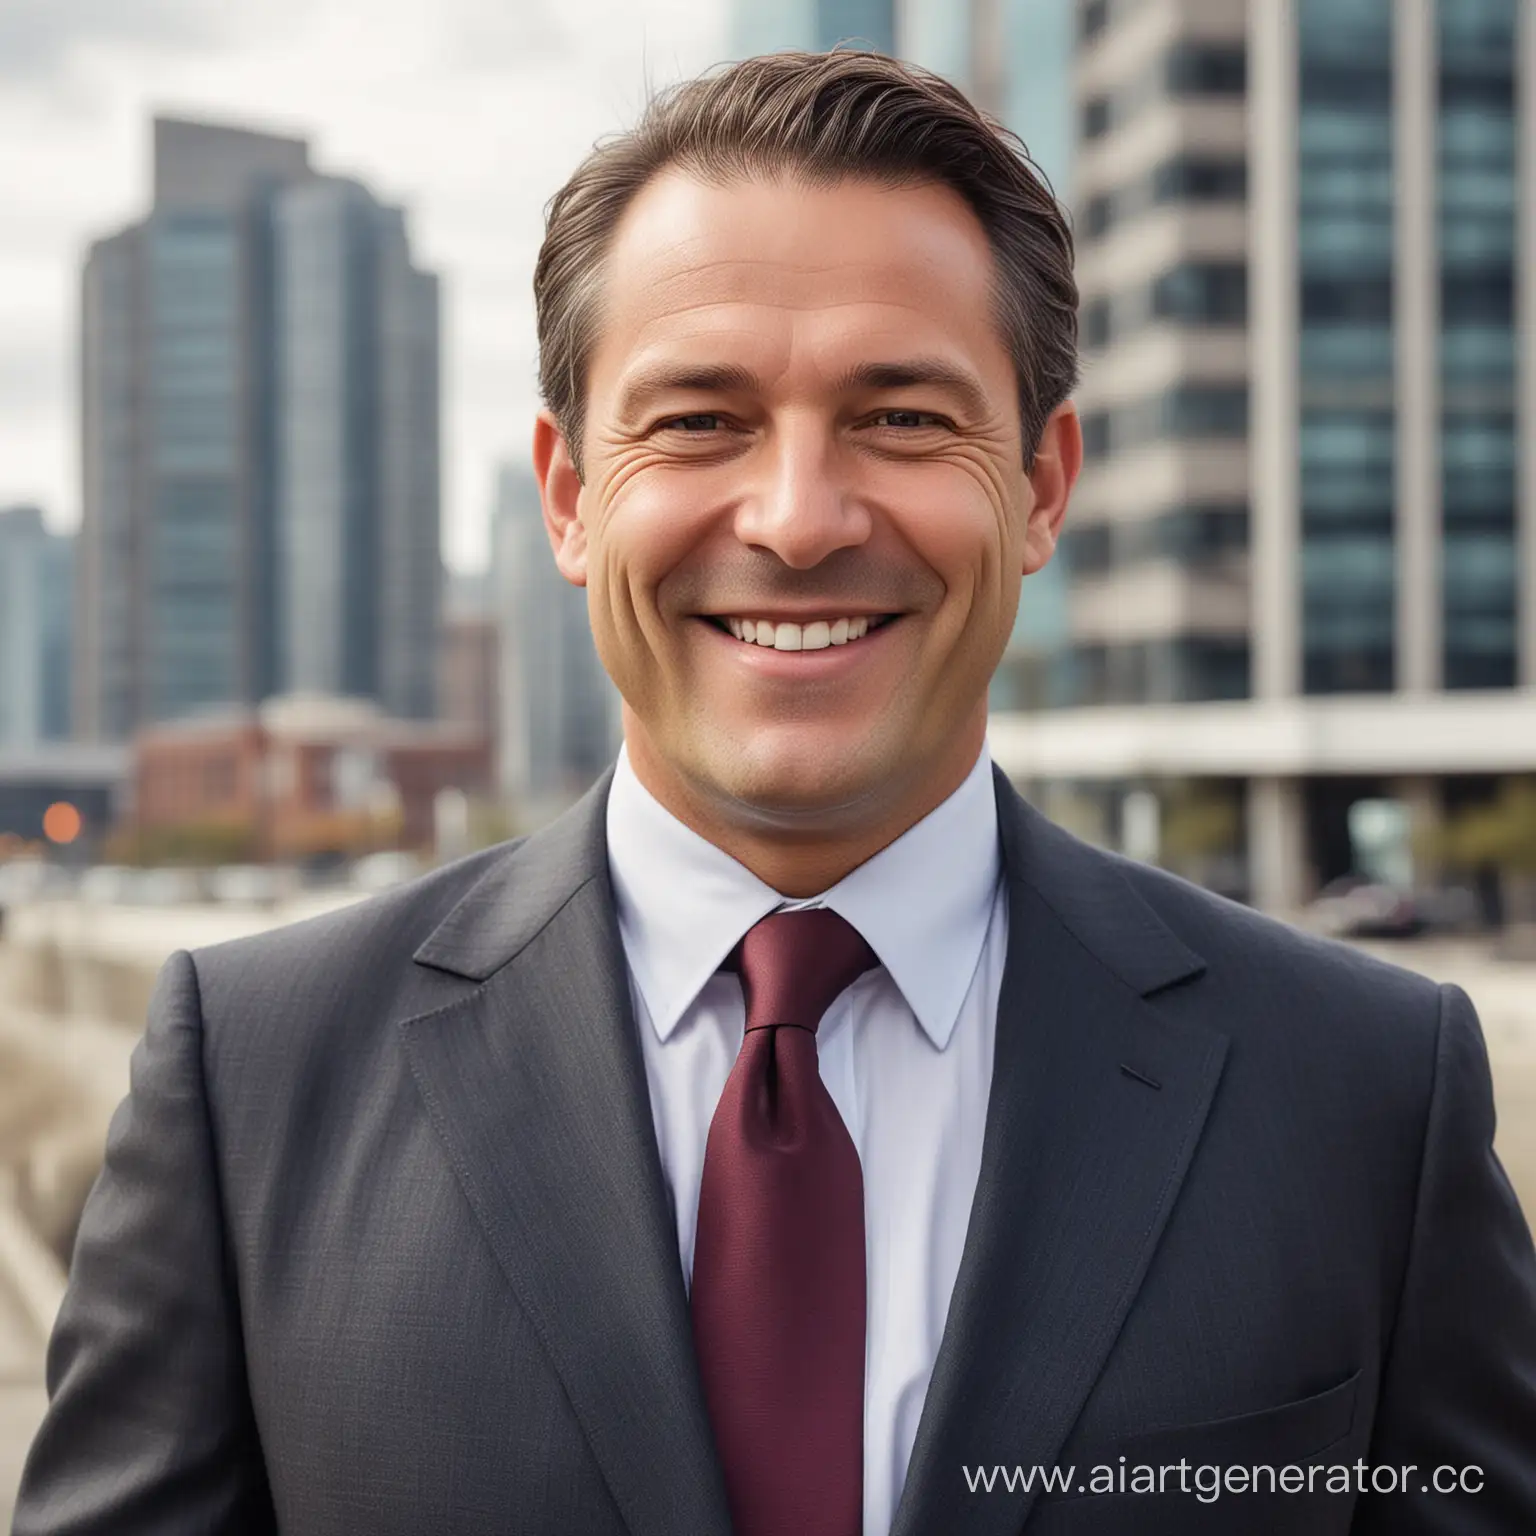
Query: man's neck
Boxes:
[{"xmin": 620, "ymin": 715, "xmax": 987, "ymax": 898}]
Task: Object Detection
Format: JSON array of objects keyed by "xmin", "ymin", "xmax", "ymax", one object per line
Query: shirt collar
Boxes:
[{"xmin": 605, "ymin": 740, "xmax": 1001, "ymax": 1050}]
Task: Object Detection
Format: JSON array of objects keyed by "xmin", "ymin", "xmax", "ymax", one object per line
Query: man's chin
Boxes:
[{"xmin": 706, "ymin": 737, "xmax": 895, "ymax": 825}]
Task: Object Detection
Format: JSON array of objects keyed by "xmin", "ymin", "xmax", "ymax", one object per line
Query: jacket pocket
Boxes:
[
  {"xmin": 1099, "ymin": 1368, "xmax": 1361, "ymax": 1470},
  {"xmin": 1041, "ymin": 1368, "xmax": 1363, "ymax": 1505}
]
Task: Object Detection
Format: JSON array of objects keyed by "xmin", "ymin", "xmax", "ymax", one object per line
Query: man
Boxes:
[{"xmin": 15, "ymin": 50, "xmax": 1536, "ymax": 1536}]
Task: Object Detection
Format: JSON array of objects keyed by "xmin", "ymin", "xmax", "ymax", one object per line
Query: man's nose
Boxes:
[{"xmin": 733, "ymin": 419, "xmax": 872, "ymax": 570}]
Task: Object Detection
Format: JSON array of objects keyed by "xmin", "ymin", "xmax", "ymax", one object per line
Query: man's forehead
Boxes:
[
  {"xmin": 604, "ymin": 168, "xmax": 994, "ymax": 301},
  {"xmin": 593, "ymin": 170, "xmax": 1002, "ymax": 371}
]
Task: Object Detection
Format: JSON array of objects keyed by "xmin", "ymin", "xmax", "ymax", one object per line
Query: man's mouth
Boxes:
[{"xmin": 701, "ymin": 614, "xmax": 902, "ymax": 652}]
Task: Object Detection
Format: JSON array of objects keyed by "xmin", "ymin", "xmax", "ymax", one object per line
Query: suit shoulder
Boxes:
[
  {"xmin": 187, "ymin": 837, "xmax": 526, "ymax": 1017},
  {"xmin": 1094, "ymin": 843, "xmax": 1444, "ymax": 1060}
]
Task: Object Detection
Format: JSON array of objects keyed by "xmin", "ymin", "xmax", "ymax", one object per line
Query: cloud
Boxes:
[
  {"xmin": 0, "ymin": 0, "xmax": 726, "ymax": 571},
  {"xmin": 0, "ymin": 0, "xmax": 226, "ymax": 78}
]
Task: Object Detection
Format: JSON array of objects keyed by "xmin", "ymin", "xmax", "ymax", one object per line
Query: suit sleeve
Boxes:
[
  {"xmin": 1353, "ymin": 981, "xmax": 1536, "ymax": 1532},
  {"xmin": 12, "ymin": 949, "xmax": 275, "ymax": 1534}
]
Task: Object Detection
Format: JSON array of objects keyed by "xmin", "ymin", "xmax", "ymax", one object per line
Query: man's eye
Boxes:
[
  {"xmin": 659, "ymin": 413, "xmax": 723, "ymax": 432},
  {"xmin": 872, "ymin": 409, "xmax": 944, "ymax": 429}
]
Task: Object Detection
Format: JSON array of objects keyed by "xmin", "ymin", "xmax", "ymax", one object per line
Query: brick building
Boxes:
[{"xmin": 131, "ymin": 693, "xmax": 491, "ymax": 860}]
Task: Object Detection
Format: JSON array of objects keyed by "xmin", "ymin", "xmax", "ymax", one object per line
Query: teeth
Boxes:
[{"xmin": 722, "ymin": 615, "xmax": 879, "ymax": 649}]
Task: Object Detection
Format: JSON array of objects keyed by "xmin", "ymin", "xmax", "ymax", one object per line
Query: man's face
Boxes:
[{"xmin": 536, "ymin": 170, "xmax": 1076, "ymax": 833}]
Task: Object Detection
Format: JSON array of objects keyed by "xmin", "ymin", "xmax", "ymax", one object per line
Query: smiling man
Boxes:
[
  {"xmin": 16, "ymin": 49, "xmax": 1536, "ymax": 1536},
  {"xmin": 537, "ymin": 163, "xmax": 1057, "ymax": 897}
]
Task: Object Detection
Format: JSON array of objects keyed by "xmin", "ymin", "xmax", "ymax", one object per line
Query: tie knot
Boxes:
[{"xmin": 726, "ymin": 908, "xmax": 879, "ymax": 1036}]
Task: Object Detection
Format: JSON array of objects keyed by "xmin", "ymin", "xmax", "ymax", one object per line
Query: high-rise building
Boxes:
[
  {"xmin": 76, "ymin": 117, "xmax": 441, "ymax": 743},
  {"xmin": 273, "ymin": 178, "xmax": 442, "ymax": 719},
  {"xmin": 988, "ymin": 0, "xmax": 1536, "ymax": 913},
  {"xmin": 731, "ymin": 0, "xmax": 896, "ymax": 58},
  {"xmin": 78, "ymin": 119, "xmax": 311, "ymax": 741},
  {"xmin": 0, "ymin": 506, "xmax": 73, "ymax": 748},
  {"xmin": 489, "ymin": 464, "xmax": 621, "ymax": 815}
]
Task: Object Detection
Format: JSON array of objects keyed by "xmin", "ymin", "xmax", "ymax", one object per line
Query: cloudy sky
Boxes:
[{"xmin": 0, "ymin": 0, "xmax": 726, "ymax": 572}]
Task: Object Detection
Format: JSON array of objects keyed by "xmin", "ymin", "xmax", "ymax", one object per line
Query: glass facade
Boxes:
[
  {"xmin": 815, "ymin": 0, "xmax": 895, "ymax": 51},
  {"xmin": 0, "ymin": 508, "xmax": 73, "ymax": 747},
  {"xmin": 1297, "ymin": 0, "xmax": 1396, "ymax": 694},
  {"xmin": 1062, "ymin": 505, "xmax": 1248, "ymax": 577},
  {"xmin": 146, "ymin": 211, "xmax": 241, "ymax": 720},
  {"xmin": 730, "ymin": 0, "xmax": 894, "ymax": 57},
  {"xmin": 1438, "ymin": 0, "xmax": 1519, "ymax": 689},
  {"xmin": 901, "ymin": 0, "xmax": 970, "ymax": 87},
  {"xmin": 1070, "ymin": 638, "xmax": 1250, "ymax": 705},
  {"xmin": 80, "ymin": 230, "xmax": 143, "ymax": 742},
  {"xmin": 376, "ymin": 213, "xmax": 444, "ymax": 721},
  {"xmin": 491, "ymin": 465, "xmax": 619, "ymax": 802},
  {"xmin": 1081, "ymin": 39, "xmax": 1245, "ymax": 143},
  {"xmin": 1083, "ymin": 260, "xmax": 1246, "ymax": 348},
  {"xmin": 273, "ymin": 180, "xmax": 440, "ymax": 722},
  {"xmin": 1083, "ymin": 153, "xmax": 1246, "ymax": 238},
  {"xmin": 1002, "ymin": 0, "xmax": 1075, "ymax": 196},
  {"xmin": 1080, "ymin": 385, "xmax": 1248, "ymax": 459},
  {"xmin": 274, "ymin": 182, "xmax": 380, "ymax": 702}
]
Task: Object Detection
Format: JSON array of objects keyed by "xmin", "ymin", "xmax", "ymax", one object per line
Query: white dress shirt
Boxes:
[{"xmin": 605, "ymin": 740, "xmax": 1008, "ymax": 1536}]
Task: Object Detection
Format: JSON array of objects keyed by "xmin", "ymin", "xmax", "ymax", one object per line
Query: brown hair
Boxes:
[{"xmin": 534, "ymin": 49, "xmax": 1078, "ymax": 475}]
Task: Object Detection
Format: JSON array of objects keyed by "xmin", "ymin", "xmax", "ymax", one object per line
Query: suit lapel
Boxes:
[
  {"xmin": 400, "ymin": 766, "xmax": 732, "ymax": 1536},
  {"xmin": 399, "ymin": 760, "xmax": 1228, "ymax": 1536},
  {"xmin": 890, "ymin": 769, "xmax": 1229, "ymax": 1536}
]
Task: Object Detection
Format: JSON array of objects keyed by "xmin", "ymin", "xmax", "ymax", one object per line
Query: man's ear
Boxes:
[
  {"xmin": 533, "ymin": 409, "xmax": 588, "ymax": 587},
  {"xmin": 1022, "ymin": 401, "xmax": 1083, "ymax": 577}
]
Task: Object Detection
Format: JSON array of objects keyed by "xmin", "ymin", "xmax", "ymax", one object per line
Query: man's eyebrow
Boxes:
[
  {"xmin": 833, "ymin": 358, "xmax": 991, "ymax": 419},
  {"xmin": 615, "ymin": 363, "xmax": 762, "ymax": 423},
  {"xmin": 612, "ymin": 356, "xmax": 993, "ymax": 423}
]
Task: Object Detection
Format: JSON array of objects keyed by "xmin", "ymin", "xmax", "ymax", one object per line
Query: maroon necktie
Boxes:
[{"xmin": 691, "ymin": 907, "xmax": 879, "ymax": 1536}]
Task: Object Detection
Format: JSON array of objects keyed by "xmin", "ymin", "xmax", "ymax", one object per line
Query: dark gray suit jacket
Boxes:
[{"xmin": 15, "ymin": 764, "xmax": 1536, "ymax": 1533}]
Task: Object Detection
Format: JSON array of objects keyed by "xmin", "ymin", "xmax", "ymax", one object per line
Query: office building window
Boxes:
[
  {"xmin": 1062, "ymin": 505, "xmax": 1249, "ymax": 576},
  {"xmin": 1152, "ymin": 263, "xmax": 1247, "ymax": 325},
  {"xmin": 1081, "ymin": 387, "xmax": 1248, "ymax": 461},
  {"xmin": 1081, "ymin": 263, "xmax": 1246, "ymax": 350},
  {"xmin": 1438, "ymin": 0, "xmax": 1518, "ymax": 690},
  {"xmin": 1081, "ymin": 40, "xmax": 1245, "ymax": 141},
  {"xmin": 1084, "ymin": 153, "xmax": 1246, "ymax": 237},
  {"xmin": 1068, "ymin": 638, "xmax": 1250, "ymax": 705},
  {"xmin": 1298, "ymin": 0, "xmax": 1395, "ymax": 694}
]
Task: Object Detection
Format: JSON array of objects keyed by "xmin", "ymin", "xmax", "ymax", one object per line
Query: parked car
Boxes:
[{"xmin": 1307, "ymin": 876, "xmax": 1423, "ymax": 939}]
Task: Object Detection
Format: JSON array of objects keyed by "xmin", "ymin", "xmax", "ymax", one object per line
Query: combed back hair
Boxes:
[{"xmin": 533, "ymin": 49, "xmax": 1079, "ymax": 476}]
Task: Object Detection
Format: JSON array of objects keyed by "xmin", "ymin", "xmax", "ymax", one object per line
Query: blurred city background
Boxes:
[{"xmin": 2, "ymin": 0, "xmax": 1535, "ymax": 1518}]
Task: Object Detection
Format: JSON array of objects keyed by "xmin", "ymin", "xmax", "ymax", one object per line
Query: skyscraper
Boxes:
[
  {"xmin": 273, "ymin": 178, "xmax": 442, "ymax": 719},
  {"xmin": 988, "ymin": 0, "xmax": 1536, "ymax": 912},
  {"xmin": 76, "ymin": 117, "xmax": 441, "ymax": 743},
  {"xmin": 490, "ymin": 464, "xmax": 621, "ymax": 814},
  {"xmin": 0, "ymin": 506, "xmax": 73, "ymax": 748},
  {"xmin": 78, "ymin": 119, "xmax": 311, "ymax": 741}
]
